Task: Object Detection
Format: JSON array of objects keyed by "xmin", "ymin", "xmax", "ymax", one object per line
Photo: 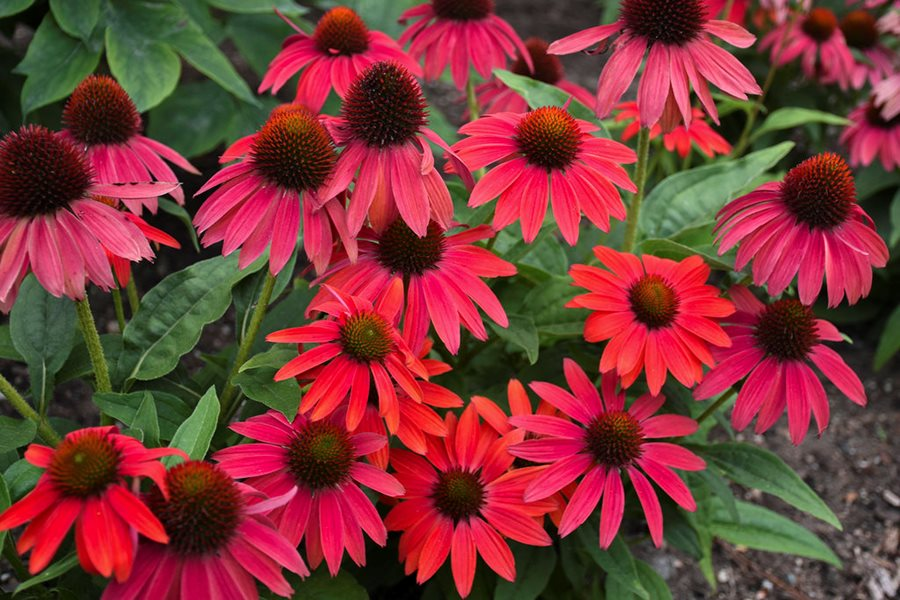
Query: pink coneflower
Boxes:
[
  {"xmin": 834, "ymin": 10, "xmax": 896, "ymax": 88},
  {"xmin": 398, "ymin": 0, "xmax": 532, "ymax": 91},
  {"xmin": 841, "ymin": 97, "xmax": 900, "ymax": 171},
  {"xmin": 258, "ymin": 7, "xmax": 421, "ymax": 112},
  {"xmin": 98, "ymin": 197, "xmax": 180, "ymax": 288},
  {"xmin": 102, "ymin": 461, "xmax": 308, "ymax": 599},
  {"xmin": 615, "ymin": 101, "xmax": 731, "ymax": 159},
  {"xmin": 0, "ymin": 427, "xmax": 185, "ymax": 581},
  {"xmin": 318, "ymin": 61, "xmax": 472, "ymax": 237},
  {"xmin": 385, "ymin": 404, "xmax": 555, "ymax": 598},
  {"xmin": 60, "ymin": 75, "xmax": 197, "ymax": 214},
  {"xmin": 310, "ymin": 218, "xmax": 515, "ymax": 354},
  {"xmin": 714, "ymin": 153, "xmax": 889, "ymax": 307},
  {"xmin": 568, "ymin": 247, "xmax": 734, "ymax": 395},
  {"xmin": 194, "ymin": 107, "xmax": 355, "ymax": 276},
  {"xmin": 873, "ymin": 73, "xmax": 900, "ymax": 121},
  {"xmin": 268, "ymin": 280, "xmax": 429, "ymax": 431},
  {"xmin": 694, "ymin": 286, "xmax": 866, "ymax": 444},
  {"xmin": 452, "ymin": 106, "xmax": 636, "ymax": 244},
  {"xmin": 705, "ymin": 0, "xmax": 748, "ymax": 23},
  {"xmin": 219, "ymin": 103, "xmax": 311, "ymax": 164},
  {"xmin": 509, "ymin": 360, "xmax": 706, "ymax": 549},
  {"xmin": 474, "ymin": 37, "xmax": 595, "ymax": 115},
  {"xmin": 214, "ymin": 410, "xmax": 403, "ymax": 575},
  {"xmin": 548, "ymin": 0, "xmax": 761, "ymax": 128},
  {"xmin": 761, "ymin": 7, "xmax": 856, "ymax": 89},
  {"xmin": 0, "ymin": 125, "xmax": 177, "ymax": 308}
]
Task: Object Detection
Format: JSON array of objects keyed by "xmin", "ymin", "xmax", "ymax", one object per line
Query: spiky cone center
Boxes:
[
  {"xmin": 63, "ymin": 75, "xmax": 142, "ymax": 146},
  {"xmin": 515, "ymin": 106, "xmax": 582, "ymax": 170},
  {"xmin": 629, "ymin": 274, "xmax": 679, "ymax": 329},
  {"xmin": 620, "ymin": 0, "xmax": 707, "ymax": 46},
  {"xmin": 865, "ymin": 101, "xmax": 900, "ymax": 129},
  {"xmin": 377, "ymin": 219, "xmax": 446, "ymax": 275},
  {"xmin": 754, "ymin": 299, "xmax": 819, "ymax": 362},
  {"xmin": 287, "ymin": 421, "xmax": 355, "ymax": 491},
  {"xmin": 339, "ymin": 311, "xmax": 395, "ymax": 362},
  {"xmin": 48, "ymin": 432, "xmax": 121, "ymax": 497},
  {"xmin": 432, "ymin": 0, "xmax": 493, "ymax": 20},
  {"xmin": 432, "ymin": 468, "xmax": 485, "ymax": 521},
  {"xmin": 840, "ymin": 10, "xmax": 878, "ymax": 49},
  {"xmin": 780, "ymin": 153, "xmax": 855, "ymax": 230},
  {"xmin": 0, "ymin": 125, "xmax": 93, "ymax": 218},
  {"xmin": 513, "ymin": 38, "xmax": 563, "ymax": 84},
  {"xmin": 342, "ymin": 61, "xmax": 428, "ymax": 147},
  {"xmin": 250, "ymin": 110, "xmax": 337, "ymax": 192},
  {"xmin": 584, "ymin": 411, "xmax": 644, "ymax": 468},
  {"xmin": 314, "ymin": 7, "xmax": 370, "ymax": 55},
  {"xmin": 802, "ymin": 8, "xmax": 838, "ymax": 42},
  {"xmin": 147, "ymin": 462, "xmax": 243, "ymax": 555}
]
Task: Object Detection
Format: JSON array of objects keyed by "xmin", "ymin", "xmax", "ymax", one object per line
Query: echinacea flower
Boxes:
[
  {"xmin": 318, "ymin": 61, "xmax": 472, "ymax": 236},
  {"xmin": 102, "ymin": 461, "xmax": 308, "ymax": 599},
  {"xmin": 193, "ymin": 107, "xmax": 355, "ymax": 276},
  {"xmin": 841, "ymin": 97, "xmax": 900, "ymax": 171},
  {"xmin": 0, "ymin": 125, "xmax": 178, "ymax": 308},
  {"xmin": 474, "ymin": 37, "xmax": 595, "ymax": 115},
  {"xmin": 398, "ymin": 0, "xmax": 532, "ymax": 91},
  {"xmin": 214, "ymin": 411, "xmax": 403, "ymax": 575},
  {"xmin": 694, "ymin": 286, "xmax": 866, "ymax": 444},
  {"xmin": 873, "ymin": 73, "xmax": 900, "ymax": 121},
  {"xmin": 568, "ymin": 247, "xmax": 735, "ymax": 395},
  {"xmin": 509, "ymin": 360, "xmax": 706, "ymax": 548},
  {"xmin": 98, "ymin": 197, "xmax": 180, "ymax": 288},
  {"xmin": 60, "ymin": 75, "xmax": 197, "ymax": 214},
  {"xmin": 385, "ymin": 404, "xmax": 554, "ymax": 598},
  {"xmin": 452, "ymin": 105, "xmax": 636, "ymax": 244},
  {"xmin": 268, "ymin": 280, "xmax": 429, "ymax": 431},
  {"xmin": 258, "ymin": 7, "xmax": 421, "ymax": 112},
  {"xmin": 615, "ymin": 101, "xmax": 732, "ymax": 159},
  {"xmin": 714, "ymin": 153, "xmax": 889, "ymax": 307},
  {"xmin": 761, "ymin": 7, "xmax": 856, "ymax": 89},
  {"xmin": 310, "ymin": 218, "xmax": 515, "ymax": 354},
  {"xmin": 0, "ymin": 427, "xmax": 184, "ymax": 581},
  {"xmin": 835, "ymin": 9, "xmax": 896, "ymax": 88},
  {"xmin": 218, "ymin": 103, "xmax": 310, "ymax": 164},
  {"xmin": 548, "ymin": 0, "xmax": 761, "ymax": 128}
]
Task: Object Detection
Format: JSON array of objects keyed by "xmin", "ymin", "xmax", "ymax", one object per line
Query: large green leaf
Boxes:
[
  {"xmin": 576, "ymin": 527, "xmax": 648, "ymax": 599},
  {"xmin": 639, "ymin": 142, "xmax": 794, "ymax": 238},
  {"xmin": 490, "ymin": 313, "xmax": 539, "ymax": 365},
  {"xmin": 13, "ymin": 553, "xmax": 79, "ymax": 595},
  {"xmin": 165, "ymin": 387, "xmax": 219, "ymax": 465},
  {"xmin": 207, "ymin": 0, "xmax": 307, "ymax": 14},
  {"xmin": 293, "ymin": 569, "xmax": 367, "ymax": 599},
  {"xmin": 0, "ymin": 325, "xmax": 24, "ymax": 361},
  {"xmin": 233, "ymin": 364, "xmax": 301, "ymax": 418},
  {"xmin": 711, "ymin": 501, "xmax": 841, "ymax": 566},
  {"xmin": 226, "ymin": 13, "xmax": 297, "ymax": 76},
  {"xmin": 93, "ymin": 391, "xmax": 192, "ymax": 440},
  {"xmin": 874, "ymin": 303, "xmax": 900, "ymax": 370},
  {"xmin": 494, "ymin": 70, "xmax": 599, "ymax": 126},
  {"xmin": 700, "ymin": 442, "xmax": 841, "ymax": 529},
  {"xmin": 167, "ymin": 29, "xmax": 257, "ymax": 105},
  {"xmin": 132, "ymin": 392, "xmax": 161, "ymax": 447},
  {"xmin": 638, "ymin": 238, "xmax": 734, "ymax": 271},
  {"xmin": 49, "ymin": 0, "xmax": 101, "ymax": 40},
  {"xmin": 3, "ymin": 459, "xmax": 42, "ymax": 500},
  {"xmin": 14, "ymin": 15, "xmax": 102, "ymax": 114},
  {"xmin": 146, "ymin": 81, "xmax": 235, "ymax": 158},
  {"xmin": 0, "ymin": 417, "xmax": 36, "ymax": 453},
  {"xmin": 0, "ymin": 0, "xmax": 34, "ymax": 18},
  {"xmin": 751, "ymin": 108, "xmax": 850, "ymax": 141},
  {"xmin": 105, "ymin": 26, "xmax": 181, "ymax": 112},
  {"xmin": 494, "ymin": 544, "xmax": 556, "ymax": 600}
]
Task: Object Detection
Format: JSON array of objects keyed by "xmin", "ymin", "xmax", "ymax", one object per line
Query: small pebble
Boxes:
[{"xmin": 882, "ymin": 490, "xmax": 900, "ymax": 508}]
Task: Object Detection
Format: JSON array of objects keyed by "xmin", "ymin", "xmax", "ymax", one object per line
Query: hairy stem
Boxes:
[
  {"xmin": 125, "ymin": 279, "xmax": 141, "ymax": 315},
  {"xmin": 0, "ymin": 372, "xmax": 61, "ymax": 446},
  {"xmin": 622, "ymin": 127, "xmax": 651, "ymax": 253},
  {"xmin": 111, "ymin": 288, "xmax": 127, "ymax": 332},
  {"xmin": 75, "ymin": 296, "xmax": 112, "ymax": 394}
]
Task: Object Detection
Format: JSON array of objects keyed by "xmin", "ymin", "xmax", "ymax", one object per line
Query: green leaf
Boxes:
[
  {"xmin": 132, "ymin": 392, "xmax": 161, "ymax": 447},
  {"xmin": 700, "ymin": 442, "xmax": 841, "ymax": 529},
  {"xmin": 494, "ymin": 69, "xmax": 602, "ymax": 128},
  {"xmin": 292, "ymin": 568, "xmax": 367, "ymax": 599},
  {"xmin": 93, "ymin": 391, "xmax": 192, "ymax": 440},
  {"xmin": 855, "ymin": 163, "xmax": 900, "ymax": 201},
  {"xmin": 490, "ymin": 313, "xmax": 539, "ymax": 364},
  {"xmin": 0, "ymin": 475, "xmax": 9, "ymax": 550},
  {"xmin": 3, "ymin": 459, "xmax": 42, "ymax": 500},
  {"xmin": 13, "ymin": 553, "xmax": 79, "ymax": 595},
  {"xmin": 146, "ymin": 81, "xmax": 235, "ymax": 158},
  {"xmin": 0, "ymin": 0, "xmax": 35, "ymax": 18},
  {"xmin": 494, "ymin": 544, "xmax": 556, "ymax": 600},
  {"xmin": 207, "ymin": 0, "xmax": 307, "ymax": 14},
  {"xmin": 14, "ymin": 15, "xmax": 102, "ymax": 115},
  {"xmin": 105, "ymin": 26, "xmax": 181, "ymax": 112},
  {"xmin": 167, "ymin": 29, "xmax": 257, "ymax": 105},
  {"xmin": 0, "ymin": 325, "xmax": 24, "ymax": 361},
  {"xmin": 158, "ymin": 198, "xmax": 201, "ymax": 252},
  {"xmin": 0, "ymin": 417, "xmax": 36, "ymax": 453},
  {"xmin": 874, "ymin": 303, "xmax": 900, "ymax": 370},
  {"xmin": 576, "ymin": 527, "xmax": 648, "ymax": 599},
  {"xmin": 233, "ymin": 366, "xmax": 301, "ymax": 418},
  {"xmin": 514, "ymin": 276, "xmax": 586, "ymax": 339},
  {"xmin": 639, "ymin": 142, "xmax": 794, "ymax": 238},
  {"xmin": 711, "ymin": 500, "xmax": 841, "ymax": 567},
  {"xmin": 166, "ymin": 387, "xmax": 219, "ymax": 465},
  {"xmin": 889, "ymin": 187, "xmax": 900, "ymax": 248},
  {"xmin": 751, "ymin": 108, "xmax": 850, "ymax": 141},
  {"xmin": 226, "ymin": 13, "xmax": 297, "ymax": 76},
  {"xmin": 49, "ymin": 0, "xmax": 101, "ymax": 39},
  {"xmin": 635, "ymin": 561, "xmax": 673, "ymax": 600},
  {"xmin": 638, "ymin": 238, "xmax": 734, "ymax": 271}
]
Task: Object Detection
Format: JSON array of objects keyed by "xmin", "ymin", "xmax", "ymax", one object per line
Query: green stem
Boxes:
[
  {"xmin": 219, "ymin": 272, "xmax": 277, "ymax": 421},
  {"xmin": 111, "ymin": 288, "xmax": 127, "ymax": 332},
  {"xmin": 75, "ymin": 296, "xmax": 112, "ymax": 396},
  {"xmin": 125, "ymin": 279, "xmax": 140, "ymax": 315},
  {"xmin": 721, "ymin": 0, "xmax": 735, "ymax": 19},
  {"xmin": 3, "ymin": 535, "xmax": 30, "ymax": 583},
  {"xmin": 465, "ymin": 77, "xmax": 480, "ymax": 122},
  {"xmin": 0, "ymin": 372, "xmax": 60, "ymax": 446},
  {"xmin": 622, "ymin": 127, "xmax": 651, "ymax": 253},
  {"xmin": 697, "ymin": 388, "xmax": 737, "ymax": 424}
]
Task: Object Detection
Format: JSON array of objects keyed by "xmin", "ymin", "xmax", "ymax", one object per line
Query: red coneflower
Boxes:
[
  {"xmin": 509, "ymin": 360, "xmax": 706, "ymax": 548},
  {"xmin": 0, "ymin": 427, "xmax": 185, "ymax": 581},
  {"xmin": 60, "ymin": 75, "xmax": 197, "ymax": 214},
  {"xmin": 102, "ymin": 461, "xmax": 308, "ymax": 599},
  {"xmin": 398, "ymin": 0, "xmax": 532, "ymax": 91},
  {"xmin": 694, "ymin": 286, "xmax": 866, "ymax": 444},
  {"xmin": 214, "ymin": 411, "xmax": 403, "ymax": 575},
  {"xmin": 568, "ymin": 247, "xmax": 734, "ymax": 395},
  {"xmin": 310, "ymin": 218, "xmax": 515, "ymax": 354},
  {"xmin": 549, "ymin": 0, "xmax": 761, "ymax": 128},
  {"xmin": 259, "ymin": 7, "xmax": 421, "ymax": 112},
  {"xmin": 0, "ymin": 125, "xmax": 178, "ymax": 308},
  {"xmin": 318, "ymin": 61, "xmax": 472, "ymax": 237},
  {"xmin": 193, "ymin": 107, "xmax": 355, "ymax": 276},
  {"xmin": 452, "ymin": 105, "xmax": 636, "ymax": 244},
  {"xmin": 268, "ymin": 280, "xmax": 429, "ymax": 431},
  {"xmin": 385, "ymin": 404, "xmax": 555, "ymax": 598},
  {"xmin": 835, "ymin": 10, "xmax": 896, "ymax": 89},
  {"xmin": 841, "ymin": 97, "xmax": 900, "ymax": 171},
  {"xmin": 714, "ymin": 153, "xmax": 889, "ymax": 307},
  {"xmin": 615, "ymin": 101, "xmax": 732, "ymax": 159}
]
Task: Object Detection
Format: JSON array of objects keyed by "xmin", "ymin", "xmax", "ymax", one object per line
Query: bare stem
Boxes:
[
  {"xmin": 622, "ymin": 127, "xmax": 651, "ymax": 253},
  {"xmin": 0, "ymin": 372, "xmax": 61, "ymax": 445}
]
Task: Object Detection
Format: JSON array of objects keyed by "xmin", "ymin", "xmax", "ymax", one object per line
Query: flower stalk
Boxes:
[
  {"xmin": 622, "ymin": 126, "xmax": 651, "ymax": 253},
  {"xmin": 0, "ymin": 372, "xmax": 61, "ymax": 446}
]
